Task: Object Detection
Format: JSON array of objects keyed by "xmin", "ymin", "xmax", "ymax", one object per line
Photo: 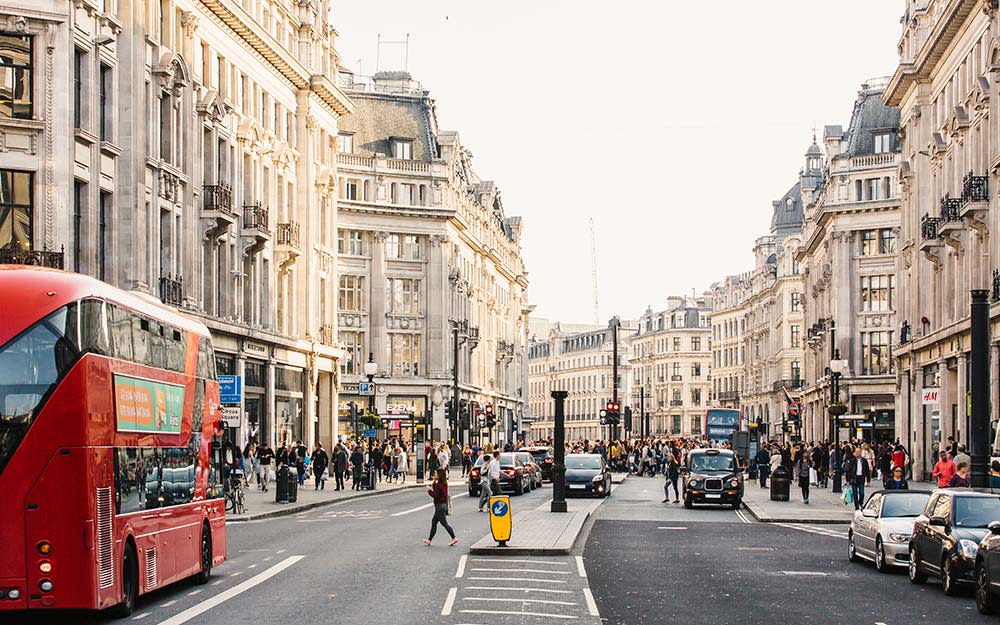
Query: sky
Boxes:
[{"xmin": 334, "ymin": 0, "xmax": 903, "ymax": 325}]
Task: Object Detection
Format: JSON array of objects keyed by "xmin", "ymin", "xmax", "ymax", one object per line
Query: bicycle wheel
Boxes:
[
  {"xmin": 225, "ymin": 492, "xmax": 235, "ymax": 513},
  {"xmin": 236, "ymin": 489, "xmax": 246, "ymax": 515}
]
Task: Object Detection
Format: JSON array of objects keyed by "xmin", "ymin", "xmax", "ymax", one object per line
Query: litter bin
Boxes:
[
  {"xmin": 275, "ymin": 465, "xmax": 290, "ymax": 503},
  {"xmin": 286, "ymin": 467, "xmax": 299, "ymax": 503},
  {"xmin": 770, "ymin": 466, "xmax": 790, "ymax": 502}
]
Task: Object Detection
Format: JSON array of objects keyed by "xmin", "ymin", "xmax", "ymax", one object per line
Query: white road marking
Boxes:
[
  {"xmin": 657, "ymin": 526, "xmax": 687, "ymax": 530},
  {"xmin": 464, "ymin": 586, "xmax": 572, "ymax": 594},
  {"xmin": 391, "ymin": 502, "xmax": 433, "ymax": 517},
  {"xmin": 776, "ymin": 523, "xmax": 848, "ymax": 539},
  {"xmin": 467, "ymin": 576, "xmax": 566, "ymax": 583},
  {"xmin": 275, "ymin": 549, "xmax": 286, "ymax": 554},
  {"xmin": 186, "ymin": 589, "xmax": 202, "ymax": 596},
  {"xmin": 583, "ymin": 588, "xmax": 600, "ymax": 616},
  {"xmin": 471, "ymin": 558, "xmax": 566, "ymax": 566},
  {"xmin": 211, "ymin": 580, "xmax": 223, "ymax": 586},
  {"xmin": 153, "ymin": 556, "xmax": 305, "ymax": 625},
  {"xmin": 783, "ymin": 571, "xmax": 829, "ymax": 576},
  {"xmin": 576, "ymin": 556, "xmax": 587, "ymax": 578},
  {"xmin": 132, "ymin": 612, "xmax": 151, "ymax": 620},
  {"xmin": 262, "ymin": 556, "xmax": 272, "ymax": 561},
  {"xmin": 735, "ymin": 510, "xmax": 752, "ymax": 524},
  {"xmin": 230, "ymin": 571, "xmax": 242, "ymax": 577},
  {"xmin": 247, "ymin": 564, "xmax": 257, "ymax": 569},
  {"xmin": 160, "ymin": 600, "xmax": 178, "ymax": 608},
  {"xmin": 459, "ymin": 609, "xmax": 578, "ymax": 620},
  {"xmin": 470, "ymin": 568, "xmax": 570, "ymax": 574},
  {"xmin": 456, "ymin": 555, "xmax": 467, "ymax": 578},
  {"xmin": 462, "ymin": 597, "xmax": 578, "ymax": 606},
  {"xmin": 441, "ymin": 588, "xmax": 457, "ymax": 616}
]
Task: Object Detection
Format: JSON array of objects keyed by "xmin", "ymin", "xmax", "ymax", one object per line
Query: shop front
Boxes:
[
  {"xmin": 275, "ymin": 366, "xmax": 306, "ymax": 446},
  {"xmin": 386, "ymin": 395, "xmax": 428, "ymax": 443}
]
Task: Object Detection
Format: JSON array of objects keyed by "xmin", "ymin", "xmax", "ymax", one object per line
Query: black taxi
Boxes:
[{"xmin": 682, "ymin": 448, "xmax": 743, "ymax": 509}]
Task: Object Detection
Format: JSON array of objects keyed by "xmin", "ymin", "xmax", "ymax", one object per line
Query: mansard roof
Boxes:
[
  {"xmin": 338, "ymin": 93, "xmax": 438, "ymax": 161},
  {"xmin": 843, "ymin": 82, "xmax": 900, "ymax": 157}
]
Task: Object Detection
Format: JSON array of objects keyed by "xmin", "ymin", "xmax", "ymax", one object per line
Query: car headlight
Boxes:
[
  {"xmin": 887, "ymin": 532, "xmax": 910, "ymax": 543},
  {"xmin": 726, "ymin": 478, "xmax": 739, "ymax": 488},
  {"xmin": 689, "ymin": 479, "xmax": 702, "ymax": 489},
  {"xmin": 592, "ymin": 475, "xmax": 603, "ymax": 482},
  {"xmin": 959, "ymin": 539, "xmax": 979, "ymax": 559}
]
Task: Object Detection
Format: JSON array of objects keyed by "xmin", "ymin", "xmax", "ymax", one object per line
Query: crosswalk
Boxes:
[
  {"xmin": 442, "ymin": 555, "xmax": 602, "ymax": 624},
  {"xmin": 775, "ymin": 522, "xmax": 849, "ymax": 540}
]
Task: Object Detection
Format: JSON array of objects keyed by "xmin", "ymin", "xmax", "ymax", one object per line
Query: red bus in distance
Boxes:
[{"xmin": 0, "ymin": 267, "xmax": 226, "ymax": 617}]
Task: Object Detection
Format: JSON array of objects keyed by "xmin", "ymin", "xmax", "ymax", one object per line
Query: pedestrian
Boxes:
[
  {"xmin": 243, "ymin": 441, "xmax": 258, "ymax": 487},
  {"xmin": 932, "ymin": 450, "xmax": 956, "ymax": 488},
  {"xmin": 755, "ymin": 445, "xmax": 770, "ymax": 488},
  {"xmin": 478, "ymin": 455, "xmax": 493, "ymax": 512},
  {"xmin": 462, "ymin": 446, "xmax": 472, "ymax": 478},
  {"xmin": 662, "ymin": 450, "xmax": 680, "ymax": 503},
  {"xmin": 949, "ymin": 461, "xmax": 972, "ymax": 488},
  {"xmin": 793, "ymin": 451, "xmax": 812, "ymax": 504},
  {"xmin": 843, "ymin": 447, "xmax": 870, "ymax": 511},
  {"xmin": 954, "ymin": 445, "xmax": 971, "ymax": 468},
  {"xmin": 370, "ymin": 444, "xmax": 384, "ymax": 483},
  {"xmin": 991, "ymin": 460, "xmax": 1000, "ymax": 489},
  {"xmin": 487, "ymin": 450, "xmax": 502, "ymax": 497},
  {"xmin": 312, "ymin": 443, "xmax": 329, "ymax": 490},
  {"xmin": 332, "ymin": 443, "xmax": 348, "ymax": 491},
  {"xmin": 883, "ymin": 466, "xmax": 909, "ymax": 490},
  {"xmin": 396, "ymin": 444, "xmax": 408, "ymax": 482},
  {"xmin": 423, "ymin": 468, "xmax": 458, "ymax": 547},
  {"xmin": 257, "ymin": 442, "xmax": 274, "ymax": 492},
  {"xmin": 295, "ymin": 440, "xmax": 307, "ymax": 486},
  {"xmin": 351, "ymin": 444, "xmax": 366, "ymax": 490},
  {"xmin": 438, "ymin": 444, "xmax": 451, "ymax": 477}
]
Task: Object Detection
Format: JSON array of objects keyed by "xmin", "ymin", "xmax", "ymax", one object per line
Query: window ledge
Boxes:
[
  {"xmin": 74, "ymin": 127, "xmax": 99, "ymax": 144},
  {"xmin": 100, "ymin": 140, "xmax": 122, "ymax": 156},
  {"xmin": 1, "ymin": 117, "xmax": 45, "ymax": 132}
]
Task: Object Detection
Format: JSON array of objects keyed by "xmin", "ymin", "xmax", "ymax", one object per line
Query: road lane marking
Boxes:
[
  {"xmin": 657, "ymin": 526, "xmax": 687, "ymax": 530},
  {"xmin": 132, "ymin": 612, "xmax": 150, "ymax": 620},
  {"xmin": 462, "ymin": 597, "xmax": 578, "ymax": 606},
  {"xmin": 391, "ymin": 502, "xmax": 433, "ymax": 517},
  {"xmin": 160, "ymin": 600, "xmax": 178, "ymax": 608},
  {"xmin": 735, "ymin": 510, "xmax": 752, "ymax": 524},
  {"xmin": 153, "ymin": 556, "xmax": 304, "ymax": 625},
  {"xmin": 211, "ymin": 580, "xmax": 223, "ymax": 586},
  {"xmin": 275, "ymin": 549, "xmax": 286, "ymax": 554},
  {"xmin": 583, "ymin": 588, "xmax": 600, "ymax": 616},
  {"xmin": 456, "ymin": 555, "xmax": 467, "ymax": 578},
  {"xmin": 263, "ymin": 556, "xmax": 272, "ymax": 561},
  {"xmin": 775, "ymin": 523, "xmax": 847, "ymax": 539},
  {"xmin": 464, "ymin": 586, "xmax": 572, "ymax": 594},
  {"xmin": 470, "ymin": 568, "xmax": 570, "ymax": 574},
  {"xmin": 441, "ymin": 588, "xmax": 457, "ymax": 616},
  {"xmin": 471, "ymin": 558, "xmax": 566, "ymax": 566},
  {"xmin": 186, "ymin": 589, "xmax": 202, "ymax": 596},
  {"xmin": 783, "ymin": 571, "xmax": 829, "ymax": 576},
  {"xmin": 467, "ymin": 576, "xmax": 566, "ymax": 583},
  {"xmin": 576, "ymin": 556, "xmax": 586, "ymax": 577},
  {"xmin": 459, "ymin": 609, "xmax": 578, "ymax": 620}
]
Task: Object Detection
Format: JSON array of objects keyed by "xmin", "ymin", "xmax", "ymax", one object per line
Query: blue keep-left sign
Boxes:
[
  {"xmin": 491, "ymin": 500, "xmax": 509, "ymax": 517},
  {"xmin": 218, "ymin": 375, "xmax": 242, "ymax": 404}
]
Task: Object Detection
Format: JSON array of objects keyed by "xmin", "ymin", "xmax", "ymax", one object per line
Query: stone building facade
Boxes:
[
  {"xmin": 334, "ymin": 70, "xmax": 531, "ymax": 447},
  {"xmin": 885, "ymin": 0, "xmax": 1000, "ymax": 478},
  {"xmin": 710, "ymin": 274, "xmax": 750, "ymax": 410},
  {"xmin": 798, "ymin": 80, "xmax": 901, "ymax": 447},
  {"xmin": 3, "ymin": 0, "xmax": 354, "ymax": 449},
  {"xmin": 630, "ymin": 297, "xmax": 712, "ymax": 437}
]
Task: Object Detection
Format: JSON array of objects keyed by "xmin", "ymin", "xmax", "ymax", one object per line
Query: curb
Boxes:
[
  {"xmin": 468, "ymin": 497, "xmax": 605, "ymax": 556},
  {"xmin": 227, "ymin": 483, "xmax": 423, "ymax": 522},
  {"xmin": 741, "ymin": 500, "xmax": 852, "ymax": 525}
]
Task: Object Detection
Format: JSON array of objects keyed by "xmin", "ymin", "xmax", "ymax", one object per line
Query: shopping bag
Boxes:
[
  {"xmin": 322, "ymin": 468, "xmax": 330, "ymax": 481},
  {"xmin": 842, "ymin": 486, "xmax": 853, "ymax": 505},
  {"xmin": 809, "ymin": 468, "xmax": 818, "ymax": 485}
]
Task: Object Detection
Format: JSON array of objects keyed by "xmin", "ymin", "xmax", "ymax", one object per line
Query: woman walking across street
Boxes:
[
  {"xmin": 793, "ymin": 450, "xmax": 812, "ymax": 504},
  {"xmin": 662, "ymin": 450, "xmax": 680, "ymax": 503},
  {"xmin": 423, "ymin": 469, "xmax": 458, "ymax": 546}
]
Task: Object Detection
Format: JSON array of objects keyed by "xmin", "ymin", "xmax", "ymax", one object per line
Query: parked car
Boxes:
[
  {"xmin": 975, "ymin": 521, "xmax": 1000, "ymax": 613},
  {"xmin": 909, "ymin": 489, "xmax": 1000, "ymax": 595},
  {"xmin": 515, "ymin": 451, "xmax": 544, "ymax": 490},
  {"xmin": 524, "ymin": 446, "xmax": 554, "ymax": 481},
  {"xmin": 681, "ymin": 448, "xmax": 743, "ymax": 509},
  {"xmin": 564, "ymin": 454, "xmax": 612, "ymax": 498},
  {"xmin": 849, "ymin": 490, "xmax": 931, "ymax": 572},
  {"xmin": 467, "ymin": 453, "xmax": 530, "ymax": 497}
]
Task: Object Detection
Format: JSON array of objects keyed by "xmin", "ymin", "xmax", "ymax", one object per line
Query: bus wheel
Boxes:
[
  {"xmin": 109, "ymin": 541, "xmax": 138, "ymax": 618},
  {"xmin": 194, "ymin": 525, "xmax": 212, "ymax": 585}
]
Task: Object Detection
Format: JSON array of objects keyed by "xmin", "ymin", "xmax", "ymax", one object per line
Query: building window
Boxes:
[
  {"xmin": 401, "ymin": 234, "xmax": 421, "ymax": 259},
  {"xmin": 339, "ymin": 331, "xmax": 364, "ymax": 375},
  {"xmin": 691, "ymin": 389, "xmax": 702, "ymax": 406},
  {"xmin": 99, "ymin": 63, "xmax": 112, "ymax": 141},
  {"xmin": 74, "ymin": 49, "xmax": 84, "ymax": 129},
  {"xmin": 386, "ymin": 333, "xmax": 421, "ymax": 376},
  {"xmin": 879, "ymin": 228, "xmax": 896, "ymax": 254},
  {"xmin": 860, "ymin": 275, "xmax": 895, "ymax": 312},
  {"xmin": 345, "ymin": 178, "xmax": 359, "ymax": 201},
  {"xmin": 99, "ymin": 191, "xmax": 110, "ymax": 280},
  {"xmin": 387, "ymin": 277, "xmax": 420, "ymax": 314},
  {"xmin": 391, "ymin": 139, "xmax": 413, "ymax": 160},
  {"xmin": 867, "ymin": 178, "xmax": 880, "ymax": 201},
  {"xmin": 671, "ymin": 415, "xmax": 681, "ymax": 434},
  {"xmin": 790, "ymin": 325, "xmax": 801, "ymax": 348},
  {"xmin": 73, "ymin": 181, "xmax": 84, "ymax": 272},
  {"xmin": 791, "ymin": 360, "xmax": 801, "ymax": 382},
  {"xmin": 0, "ymin": 33, "xmax": 33, "ymax": 119},
  {"xmin": 791, "ymin": 259, "xmax": 800, "ymax": 275},
  {"xmin": 790, "ymin": 292, "xmax": 802, "ymax": 312},
  {"xmin": 337, "ymin": 132, "xmax": 354, "ymax": 154},
  {"xmin": 337, "ymin": 229, "xmax": 365, "ymax": 256},
  {"xmin": 860, "ymin": 229, "xmax": 878, "ymax": 256},
  {"xmin": 873, "ymin": 133, "xmax": 892, "ymax": 154},
  {"xmin": 338, "ymin": 275, "xmax": 365, "ymax": 311},
  {"xmin": 672, "ymin": 337, "xmax": 680, "ymax": 351},
  {"xmin": 861, "ymin": 331, "xmax": 893, "ymax": 375},
  {"xmin": 691, "ymin": 415, "xmax": 701, "ymax": 432},
  {"xmin": 0, "ymin": 169, "xmax": 32, "ymax": 249},
  {"xmin": 691, "ymin": 363, "xmax": 702, "ymax": 378},
  {"xmin": 385, "ymin": 234, "xmax": 400, "ymax": 258},
  {"xmin": 691, "ymin": 337, "xmax": 701, "ymax": 351},
  {"xmin": 672, "ymin": 363, "xmax": 681, "ymax": 379}
]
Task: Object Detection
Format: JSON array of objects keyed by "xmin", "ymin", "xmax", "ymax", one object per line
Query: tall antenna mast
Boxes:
[{"xmin": 589, "ymin": 217, "xmax": 600, "ymax": 326}]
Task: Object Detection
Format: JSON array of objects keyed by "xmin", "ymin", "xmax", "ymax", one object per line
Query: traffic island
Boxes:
[
  {"xmin": 741, "ymin": 481, "xmax": 854, "ymax": 524},
  {"xmin": 228, "ymin": 479, "xmax": 422, "ymax": 522},
  {"xmin": 469, "ymin": 497, "xmax": 606, "ymax": 555}
]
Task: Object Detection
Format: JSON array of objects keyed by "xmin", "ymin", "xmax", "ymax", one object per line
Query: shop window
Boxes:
[
  {"xmin": 0, "ymin": 169, "xmax": 33, "ymax": 250},
  {"xmin": 0, "ymin": 33, "xmax": 33, "ymax": 119}
]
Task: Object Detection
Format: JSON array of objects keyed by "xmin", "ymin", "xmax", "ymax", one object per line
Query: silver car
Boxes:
[{"xmin": 849, "ymin": 490, "xmax": 932, "ymax": 572}]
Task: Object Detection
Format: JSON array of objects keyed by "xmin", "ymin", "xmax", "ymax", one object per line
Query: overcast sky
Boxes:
[{"xmin": 335, "ymin": 0, "xmax": 903, "ymax": 325}]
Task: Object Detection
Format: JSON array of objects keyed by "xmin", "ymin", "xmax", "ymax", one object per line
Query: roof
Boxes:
[
  {"xmin": 771, "ymin": 181, "xmax": 804, "ymax": 240},
  {"xmin": 338, "ymin": 93, "xmax": 437, "ymax": 160},
  {"xmin": 843, "ymin": 81, "xmax": 901, "ymax": 156}
]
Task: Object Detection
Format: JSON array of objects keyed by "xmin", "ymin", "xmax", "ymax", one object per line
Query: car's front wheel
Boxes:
[
  {"xmin": 942, "ymin": 556, "xmax": 960, "ymax": 596},
  {"xmin": 848, "ymin": 532, "xmax": 861, "ymax": 563},
  {"xmin": 875, "ymin": 537, "xmax": 889, "ymax": 573},
  {"xmin": 909, "ymin": 545, "xmax": 927, "ymax": 584},
  {"xmin": 977, "ymin": 560, "xmax": 995, "ymax": 614}
]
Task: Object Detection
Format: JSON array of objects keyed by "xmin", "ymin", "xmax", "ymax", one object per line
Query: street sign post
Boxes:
[
  {"xmin": 221, "ymin": 406, "xmax": 240, "ymax": 428},
  {"xmin": 358, "ymin": 382, "xmax": 376, "ymax": 396},
  {"xmin": 218, "ymin": 375, "xmax": 242, "ymax": 404}
]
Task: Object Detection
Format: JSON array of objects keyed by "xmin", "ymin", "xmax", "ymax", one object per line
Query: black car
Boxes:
[
  {"xmin": 564, "ymin": 454, "xmax": 611, "ymax": 498},
  {"xmin": 467, "ymin": 453, "xmax": 529, "ymax": 497},
  {"xmin": 909, "ymin": 488, "xmax": 1000, "ymax": 595},
  {"xmin": 976, "ymin": 521, "xmax": 1000, "ymax": 613},
  {"xmin": 524, "ymin": 446, "xmax": 554, "ymax": 481},
  {"xmin": 682, "ymin": 448, "xmax": 743, "ymax": 509}
]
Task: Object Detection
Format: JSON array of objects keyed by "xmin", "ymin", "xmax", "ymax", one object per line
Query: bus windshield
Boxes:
[{"xmin": 705, "ymin": 409, "xmax": 740, "ymax": 440}]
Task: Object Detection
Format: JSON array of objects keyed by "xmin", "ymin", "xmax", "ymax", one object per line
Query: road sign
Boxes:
[
  {"xmin": 788, "ymin": 401, "xmax": 802, "ymax": 417},
  {"xmin": 362, "ymin": 429, "xmax": 377, "ymax": 438},
  {"xmin": 218, "ymin": 375, "xmax": 242, "ymax": 404},
  {"xmin": 489, "ymin": 495, "xmax": 512, "ymax": 546},
  {"xmin": 358, "ymin": 382, "xmax": 376, "ymax": 396},
  {"xmin": 221, "ymin": 406, "xmax": 240, "ymax": 428}
]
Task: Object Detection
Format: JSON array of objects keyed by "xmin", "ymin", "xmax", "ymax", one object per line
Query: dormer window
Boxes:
[
  {"xmin": 337, "ymin": 132, "xmax": 354, "ymax": 154},
  {"xmin": 391, "ymin": 137, "xmax": 413, "ymax": 160},
  {"xmin": 873, "ymin": 132, "xmax": 892, "ymax": 154}
]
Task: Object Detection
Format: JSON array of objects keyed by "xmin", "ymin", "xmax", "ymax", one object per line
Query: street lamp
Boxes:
[
  {"xmin": 364, "ymin": 353, "xmax": 378, "ymax": 439},
  {"xmin": 829, "ymin": 353, "xmax": 849, "ymax": 494}
]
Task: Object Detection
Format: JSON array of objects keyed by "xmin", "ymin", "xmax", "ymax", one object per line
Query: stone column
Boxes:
[
  {"xmin": 427, "ymin": 233, "xmax": 449, "ymax": 376},
  {"xmin": 371, "ymin": 231, "xmax": 388, "ymax": 370},
  {"xmin": 957, "ymin": 352, "xmax": 969, "ymax": 444}
]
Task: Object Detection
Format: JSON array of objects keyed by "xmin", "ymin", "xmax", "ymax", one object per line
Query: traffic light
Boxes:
[
  {"xmin": 624, "ymin": 406, "xmax": 633, "ymax": 431},
  {"xmin": 459, "ymin": 400, "xmax": 470, "ymax": 430},
  {"xmin": 485, "ymin": 403, "xmax": 496, "ymax": 428},
  {"xmin": 600, "ymin": 401, "xmax": 621, "ymax": 426}
]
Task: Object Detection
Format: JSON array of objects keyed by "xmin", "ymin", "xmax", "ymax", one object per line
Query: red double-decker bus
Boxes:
[{"xmin": 0, "ymin": 267, "xmax": 226, "ymax": 617}]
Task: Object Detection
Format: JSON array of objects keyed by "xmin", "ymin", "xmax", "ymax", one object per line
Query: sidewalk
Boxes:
[
  {"xmin": 229, "ymin": 476, "xmax": 421, "ymax": 522},
  {"xmin": 742, "ymin": 477, "xmax": 938, "ymax": 524}
]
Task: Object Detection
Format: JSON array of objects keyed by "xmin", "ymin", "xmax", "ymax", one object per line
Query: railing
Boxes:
[
  {"xmin": 717, "ymin": 391, "xmax": 739, "ymax": 401},
  {"xmin": 242, "ymin": 203, "xmax": 270, "ymax": 233},
  {"xmin": 848, "ymin": 152, "xmax": 899, "ymax": 170},
  {"xmin": 386, "ymin": 158, "xmax": 430, "ymax": 173},
  {"xmin": 993, "ymin": 270, "xmax": 1000, "ymax": 303},
  {"xmin": 158, "ymin": 274, "xmax": 183, "ymax": 306},
  {"xmin": 276, "ymin": 221, "xmax": 300, "ymax": 247},
  {"xmin": 772, "ymin": 378, "xmax": 803, "ymax": 392},
  {"xmin": 671, "ymin": 375, "xmax": 682, "ymax": 381},
  {"xmin": 921, "ymin": 214, "xmax": 942, "ymax": 240},
  {"xmin": 318, "ymin": 324, "xmax": 335, "ymax": 346},
  {"xmin": 669, "ymin": 400, "xmax": 684, "ymax": 407},
  {"xmin": 203, "ymin": 183, "xmax": 234, "ymax": 214},
  {"xmin": 963, "ymin": 171, "xmax": 989, "ymax": 203},
  {"xmin": 940, "ymin": 194, "xmax": 963, "ymax": 222},
  {"xmin": 0, "ymin": 242, "xmax": 64, "ymax": 269},
  {"xmin": 337, "ymin": 153, "xmax": 374, "ymax": 168}
]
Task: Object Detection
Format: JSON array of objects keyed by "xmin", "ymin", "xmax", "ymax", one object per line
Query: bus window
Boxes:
[
  {"xmin": 192, "ymin": 379, "xmax": 204, "ymax": 432},
  {"xmin": 79, "ymin": 299, "xmax": 110, "ymax": 356},
  {"xmin": 149, "ymin": 320, "xmax": 167, "ymax": 370},
  {"xmin": 197, "ymin": 337, "xmax": 216, "ymax": 379},
  {"xmin": 108, "ymin": 303, "xmax": 133, "ymax": 361},
  {"xmin": 131, "ymin": 315, "xmax": 150, "ymax": 365},
  {"xmin": 115, "ymin": 448, "xmax": 161, "ymax": 514},
  {"xmin": 165, "ymin": 326, "xmax": 187, "ymax": 373}
]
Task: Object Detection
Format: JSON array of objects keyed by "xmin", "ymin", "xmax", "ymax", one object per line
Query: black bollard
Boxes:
[{"xmin": 551, "ymin": 390, "xmax": 568, "ymax": 513}]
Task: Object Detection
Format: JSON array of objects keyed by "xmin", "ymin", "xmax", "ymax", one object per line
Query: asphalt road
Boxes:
[{"xmin": 584, "ymin": 476, "xmax": 995, "ymax": 625}]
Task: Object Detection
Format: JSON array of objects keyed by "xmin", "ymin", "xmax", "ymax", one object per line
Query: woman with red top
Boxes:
[{"xmin": 423, "ymin": 468, "xmax": 458, "ymax": 546}]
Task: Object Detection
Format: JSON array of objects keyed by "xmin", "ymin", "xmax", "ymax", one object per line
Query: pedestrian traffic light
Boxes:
[{"xmin": 485, "ymin": 403, "xmax": 496, "ymax": 428}]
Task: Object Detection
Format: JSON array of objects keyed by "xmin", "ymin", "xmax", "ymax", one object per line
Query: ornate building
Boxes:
[
  {"xmin": 5, "ymin": 0, "xmax": 354, "ymax": 449},
  {"xmin": 710, "ymin": 274, "xmax": 750, "ymax": 410},
  {"xmin": 630, "ymin": 296, "xmax": 712, "ymax": 437},
  {"xmin": 334, "ymin": 70, "xmax": 530, "ymax": 446},
  {"xmin": 798, "ymin": 80, "xmax": 901, "ymax": 447},
  {"xmin": 886, "ymin": 0, "xmax": 1000, "ymax": 478}
]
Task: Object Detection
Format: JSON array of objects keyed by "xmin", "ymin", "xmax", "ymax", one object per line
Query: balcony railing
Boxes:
[
  {"xmin": 669, "ymin": 400, "xmax": 684, "ymax": 406},
  {"xmin": 242, "ymin": 203, "xmax": 270, "ymax": 234},
  {"xmin": 717, "ymin": 390, "xmax": 739, "ymax": 401},
  {"xmin": 276, "ymin": 221, "xmax": 301, "ymax": 248},
  {"xmin": 963, "ymin": 171, "xmax": 989, "ymax": 204},
  {"xmin": 940, "ymin": 194, "xmax": 963, "ymax": 222},
  {"xmin": 772, "ymin": 378, "xmax": 803, "ymax": 392},
  {"xmin": 0, "ymin": 242, "xmax": 64, "ymax": 269},
  {"xmin": 158, "ymin": 274, "xmax": 183, "ymax": 306},
  {"xmin": 921, "ymin": 214, "xmax": 942, "ymax": 240},
  {"xmin": 671, "ymin": 375, "xmax": 682, "ymax": 381},
  {"xmin": 203, "ymin": 183, "xmax": 234, "ymax": 214}
]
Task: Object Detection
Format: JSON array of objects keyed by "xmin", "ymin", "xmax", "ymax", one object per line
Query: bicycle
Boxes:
[{"xmin": 225, "ymin": 469, "xmax": 248, "ymax": 515}]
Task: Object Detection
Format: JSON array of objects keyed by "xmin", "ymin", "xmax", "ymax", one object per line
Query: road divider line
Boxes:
[
  {"xmin": 583, "ymin": 588, "xmax": 600, "ymax": 617},
  {"xmin": 464, "ymin": 586, "xmax": 572, "ymax": 594},
  {"xmin": 441, "ymin": 588, "xmax": 457, "ymax": 616},
  {"xmin": 461, "ymin": 597, "xmax": 578, "ymax": 606},
  {"xmin": 132, "ymin": 612, "xmax": 150, "ymax": 620},
  {"xmin": 153, "ymin": 556, "xmax": 305, "ymax": 625},
  {"xmin": 576, "ymin": 556, "xmax": 586, "ymax": 578},
  {"xmin": 456, "ymin": 555, "xmax": 467, "ymax": 578},
  {"xmin": 391, "ymin": 502, "xmax": 433, "ymax": 517},
  {"xmin": 159, "ymin": 600, "xmax": 178, "ymax": 608},
  {"xmin": 467, "ymin": 576, "xmax": 566, "ymax": 583},
  {"xmin": 783, "ymin": 571, "xmax": 829, "ymax": 576},
  {"xmin": 460, "ymin": 609, "xmax": 578, "ymax": 620},
  {"xmin": 657, "ymin": 526, "xmax": 687, "ymax": 530},
  {"xmin": 735, "ymin": 510, "xmax": 752, "ymax": 524}
]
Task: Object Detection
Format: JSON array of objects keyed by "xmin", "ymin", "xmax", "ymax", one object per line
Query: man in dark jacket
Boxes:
[
  {"xmin": 350, "ymin": 445, "xmax": 366, "ymax": 490},
  {"xmin": 332, "ymin": 443, "xmax": 348, "ymax": 491},
  {"xmin": 369, "ymin": 445, "xmax": 384, "ymax": 483},
  {"xmin": 883, "ymin": 466, "xmax": 909, "ymax": 490},
  {"xmin": 754, "ymin": 447, "xmax": 771, "ymax": 488},
  {"xmin": 312, "ymin": 443, "xmax": 329, "ymax": 490},
  {"xmin": 842, "ymin": 447, "xmax": 871, "ymax": 510}
]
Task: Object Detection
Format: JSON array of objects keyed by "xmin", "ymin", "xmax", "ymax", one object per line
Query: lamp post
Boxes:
[
  {"xmin": 363, "ymin": 353, "xmax": 378, "ymax": 443},
  {"xmin": 829, "ymin": 352, "xmax": 849, "ymax": 494}
]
